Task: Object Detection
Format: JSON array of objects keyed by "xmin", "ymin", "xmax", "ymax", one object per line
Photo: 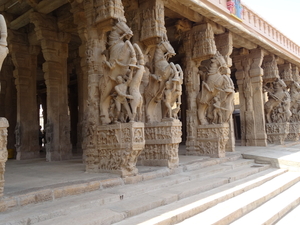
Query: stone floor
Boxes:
[{"xmin": 2, "ymin": 141, "xmax": 300, "ymax": 201}]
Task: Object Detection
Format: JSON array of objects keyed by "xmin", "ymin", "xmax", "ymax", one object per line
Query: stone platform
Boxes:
[
  {"xmin": 2, "ymin": 143, "xmax": 300, "ymax": 222},
  {"xmin": 239, "ymin": 141, "xmax": 300, "ymax": 171},
  {"xmin": 0, "ymin": 145, "xmax": 241, "ymax": 212}
]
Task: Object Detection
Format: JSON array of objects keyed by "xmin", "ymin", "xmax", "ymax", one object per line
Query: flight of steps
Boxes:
[{"xmin": 1, "ymin": 157, "xmax": 299, "ymax": 225}]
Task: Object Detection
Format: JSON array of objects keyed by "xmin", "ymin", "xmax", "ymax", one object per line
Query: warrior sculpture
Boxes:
[
  {"xmin": 197, "ymin": 52, "xmax": 235, "ymax": 125},
  {"xmin": 100, "ymin": 20, "xmax": 143, "ymax": 124}
]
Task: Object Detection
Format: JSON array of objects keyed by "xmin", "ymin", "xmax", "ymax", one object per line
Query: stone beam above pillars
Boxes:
[
  {"xmin": 233, "ymin": 48, "xmax": 267, "ymax": 146},
  {"xmin": 9, "ymin": 0, "xmax": 69, "ymax": 30},
  {"xmin": 30, "ymin": 12, "xmax": 72, "ymax": 161},
  {"xmin": 164, "ymin": 0, "xmax": 203, "ymax": 23},
  {"xmin": 8, "ymin": 29, "xmax": 40, "ymax": 160}
]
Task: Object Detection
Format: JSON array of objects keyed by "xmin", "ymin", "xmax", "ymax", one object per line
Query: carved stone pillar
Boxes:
[
  {"xmin": 30, "ymin": 13, "xmax": 72, "ymax": 161},
  {"xmin": 215, "ymin": 32, "xmax": 235, "ymax": 152},
  {"xmin": 262, "ymin": 54, "xmax": 279, "ymax": 84},
  {"xmin": 183, "ymin": 31, "xmax": 200, "ymax": 154},
  {"xmin": 0, "ymin": 118, "xmax": 8, "ymax": 197},
  {"xmin": 279, "ymin": 63, "xmax": 293, "ymax": 86},
  {"xmin": 8, "ymin": 30, "xmax": 40, "ymax": 159},
  {"xmin": 185, "ymin": 23, "xmax": 234, "ymax": 157},
  {"xmin": 137, "ymin": 0, "xmax": 183, "ymax": 168},
  {"xmin": 290, "ymin": 65, "xmax": 300, "ymax": 141},
  {"xmin": 139, "ymin": 0, "xmax": 165, "ymax": 45},
  {"xmin": 234, "ymin": 48, "xmax": 267, "ymax": 146}
]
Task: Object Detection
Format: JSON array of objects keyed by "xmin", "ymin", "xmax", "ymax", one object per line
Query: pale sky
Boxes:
[{"xmin": 242, "ymin": 0, "xmax": 300, "ymax": 46}]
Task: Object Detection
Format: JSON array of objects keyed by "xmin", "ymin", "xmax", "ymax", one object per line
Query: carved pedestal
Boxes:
[
  {"xmin": 286, "ymin": 122, "xmax": 300, "ymax": 142},
  {"xmin": 266, "ymin": 122, "xmax": 290, "ymax": 144},
  {"xmin": 190, "ymin": 123, "xmax": 230, "ymax": 158},
  {"xmin": 0, "ymin": 118, "xmax": 9, "ymax": 197},
  {"xmin": 138, "ymin": 119, "xmax": 182, "ymax": 169},
  {"xmin": 96, "ymin": 122, "xmax": 145, "ymax": 177}
]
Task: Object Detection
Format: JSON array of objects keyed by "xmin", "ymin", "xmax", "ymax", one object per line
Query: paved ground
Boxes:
[{"xmin": 3, "ymin": 142, "xmax": 300, "ymax": 197}]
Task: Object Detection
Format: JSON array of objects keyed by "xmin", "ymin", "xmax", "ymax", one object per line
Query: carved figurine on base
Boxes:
[{"xmin": 113, "ymin": 70, "xmax": 134, "ymax": 122}]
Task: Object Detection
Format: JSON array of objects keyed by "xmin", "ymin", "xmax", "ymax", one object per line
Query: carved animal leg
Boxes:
[
  {"xmin": 137, "ymin": 100, "xmax": 143, "ymax": 122},
  {"xmin": 198, "ymin": 103, "xmax": 209, "ymax": 125}
]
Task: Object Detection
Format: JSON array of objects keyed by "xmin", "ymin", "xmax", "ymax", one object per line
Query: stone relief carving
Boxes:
[
  {"xmin": 192, "ymin": 23, "xmax": 216, "ymax": 62},
  {"xmin": 196, "ymin": 123, "xmax": 229, "ymax": 158},
  {"xmin": 95, "ymin": 0, "xmax": 126, "ymax": 24},
  {"xmin": 279, "ymin": 63, "xmax": 293, "ymax": 86},
  {"xmin": 139, "ymin": 120, "xmax": 182, "ymax": 169},
  {"xmin": 140, "ymin": 1, "xmax": 166, "ymax": 45},
  {"xmin": 196, "ymin": 52, "xmax": 235, "ymax": 125},
  {"xmin": 45, "ymin": 119, "xmax": 54, "ymax": 153},
  {"xmin": 97, "ymin": 122, "xmax": 145, "ymax": 176},
  {"xmin": 14, "ymin": 122, "xmax": 21, "ymax": 150},
  {"xmin": 262, "ymin": 55, "xmax": 279, "ymax": 84},
  {"xmin": 292, "ymin": 66, "xmax": 300, "ymax": 83}
]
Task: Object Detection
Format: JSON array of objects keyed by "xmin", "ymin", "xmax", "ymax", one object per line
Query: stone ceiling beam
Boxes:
[
  {"xmin": 164, "ymin": 0, "xmax": 203, "ymax": 22},
  {"xmin": 9, "ymin": 0, "xmax": 68, "ymax": 30}
]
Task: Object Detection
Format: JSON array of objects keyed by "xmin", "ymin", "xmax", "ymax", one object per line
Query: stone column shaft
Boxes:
[
  {"xmin": 0, "ymin": 118, "xmax": 9, "ymax": 197},
  {"xmin": 9, "ymin": 34, "xmax": 40, "ymax": 159},
  {"xmin": 31, "ymin": 12, "xmax": 72, "ymax": 161},
  {"xmin": 234, "ymin": 49, "xmax": 267, "ymax": 146}
]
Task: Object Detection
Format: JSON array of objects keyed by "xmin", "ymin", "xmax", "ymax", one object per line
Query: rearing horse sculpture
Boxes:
[
  {"xmin": 264, "ymin": 79, "xmax": 291, "ymax": 123},
  {"xmin": 100, "ymin": 20, "xmax": 139, "ymax": 124},
  {"xmin": 197, "ymin": 52, "xmax": 235, "ymax": 125},
  {"xmin": 144, "ymin": 35, "xmax": 183, "ymax": 122}
]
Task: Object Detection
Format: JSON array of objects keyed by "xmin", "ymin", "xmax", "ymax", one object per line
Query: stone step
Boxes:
[
  {"xmin": 114, "ymin": 168, "xmax": 285, "ymax": 225},
  {"xmin": 175, "ymin": 172, "xmax": 300, "ymax": 225},
  {"xmin": 275, "ymin": 202, "xmax": 300, "ymax": 225},
  {"xmin": 0, "ymin": 153, "xmax": 242, "ymax": 213},
  {"xmin": 230, "ymin": 180, "xmax": 300, "ymax": 225},
  {"xmin": 1, "ymin": 163, "xmax": 274, "ymax": 225}
]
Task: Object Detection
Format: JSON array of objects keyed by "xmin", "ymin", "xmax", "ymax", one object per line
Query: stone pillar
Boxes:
[
  {"xmin": 8, "ymin": 30, "xmax": 40, "ymax": 159},
  {"xmin": 136, "ymin": 0, "xmax": 183, "ymax": 168},
  {"xmin": 70, "ymin": 1, "xmax": 89, "ymax": 156},
  {"xmin": 233, "ymin": 48, "xmax": 267, "ymax": 146},
  {"xmin": 184, "ymin": 23, "xmax": 234, "ymax": 157},
  {"xmin": 0, "ymin": 118, "xmax": 8, "ymax": 197},
  {"xmin": 0, "ymin": 56, "xmax": 16, "ymax": 151},
  {"xmin": 30, "ymin": 12, "xmax": 72, "ymax": 161},
  {"xmin": 182, "ymin": 28, "xmax": 200, "ymax": 154},
  {"xmin": 215, "ymin": 32, "xmax": 235, "ymax": 152}
]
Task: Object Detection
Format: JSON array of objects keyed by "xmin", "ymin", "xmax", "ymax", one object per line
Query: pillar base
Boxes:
[
  {"xmin": 138, "ymin": 119, "xmax": 182, "ymax": 169},
  {"xmin": 89, "ymin": 122, "xmax": 145, "ymax": 177},
  {"xmin": 266, "ymin": 122, "xmax": 289, "ymax": 145},
  {"xmin": 187, "ymin": 123, "xmax": 229, "ymax": 158},
  {"xmin": 286, "ymin": 122, "xmax": 300, "ymax": 142},
  {"xmin": 16, "ymin": 150, "xmax": 40, "ymax": 160}
]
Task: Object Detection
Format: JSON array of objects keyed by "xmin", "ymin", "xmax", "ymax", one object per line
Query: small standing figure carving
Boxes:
[{"xmin": 113, "ymin": 70, "xmax": 134, "ymax": 122}]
